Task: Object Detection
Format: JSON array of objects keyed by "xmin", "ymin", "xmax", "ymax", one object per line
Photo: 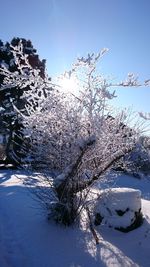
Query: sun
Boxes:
[{"xmin": 59, "ymin": 76, "xmax": 78, "ymax": 95}]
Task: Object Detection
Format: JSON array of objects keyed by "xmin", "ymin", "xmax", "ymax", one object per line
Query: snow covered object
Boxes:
[{"xmin": 94, "ymin": 188, "xmax": 143, "ymax": 232}]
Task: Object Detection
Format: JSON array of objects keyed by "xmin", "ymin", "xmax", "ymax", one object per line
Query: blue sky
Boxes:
[{"xmin": 1, "ymin": 0, "xmax": 150, "ymax": 112}]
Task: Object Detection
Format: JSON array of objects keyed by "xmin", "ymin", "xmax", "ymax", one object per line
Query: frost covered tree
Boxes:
[
  {"xmin": 0, "ymin": 43, "xmax": 149, "ymax": 226},
  {"xmin": 0, "ymin": 37, "xmax": 46, "ymax": 164},
  {"xmin": 123, "ymin": 135, "xmax": 150, "ymax": 177}
]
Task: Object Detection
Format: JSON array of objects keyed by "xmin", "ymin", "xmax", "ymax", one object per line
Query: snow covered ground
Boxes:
[{"xmin": 0, "ymin": 170, "xmax": 150, "ymax": 267}]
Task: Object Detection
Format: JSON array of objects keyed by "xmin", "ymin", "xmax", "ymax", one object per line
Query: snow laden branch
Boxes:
[
  {"xmin": 0, "ymin": 41, "xmax": 54, "ymax": 164},
  {"xmin": 139, "ymin": 112, "xmax": 150, "ymax": 120},
  {"xmin": 0, "ymin": 41, "xmax": 47, "ymax": 91},
  {"xmin": 0, "ymin": 40, "xmax": 51, "ymax": 109}
]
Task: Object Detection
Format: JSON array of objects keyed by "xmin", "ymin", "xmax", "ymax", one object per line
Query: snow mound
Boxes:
[{"xmin": 94, "ymin": 187, "xmax": 143, "ymax": 231}]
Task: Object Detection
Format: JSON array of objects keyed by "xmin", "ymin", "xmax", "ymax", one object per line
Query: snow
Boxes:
[
  {"xmin": 9, "ymin": 58, "xmax": 15, "ymax": 67},
  {"xmin": 94, "ymin": 188, "xmax": 141, "ymax": 228},
  {"xmin": 1, "ymin": 170, "xmax": 150, "ymax": 267},
  {"xmin": 97, "ymin": 187, "xmax": 141, "ymax": 211},
  {"xmin": 0, "ymin": 46, "xmax": 7, "ymax": 52}
]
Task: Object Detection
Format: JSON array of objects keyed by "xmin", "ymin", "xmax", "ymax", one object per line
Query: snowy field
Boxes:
[{"xmin": 0, "ymin": 170, "xmax": 150, "ymax": 267}]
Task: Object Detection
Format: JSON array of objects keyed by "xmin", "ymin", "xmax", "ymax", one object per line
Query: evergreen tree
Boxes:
[{"xmin": 0, "ymin": 37, "xmax": 46, "ymax": 165}]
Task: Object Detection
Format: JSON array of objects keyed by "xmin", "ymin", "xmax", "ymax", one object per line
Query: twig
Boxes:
[{"xmin": 86, "ymin": 206, "xmax": 99, "ymax": 245}]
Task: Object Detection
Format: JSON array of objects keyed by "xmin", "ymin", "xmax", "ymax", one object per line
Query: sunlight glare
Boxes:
[{"xmin": 59, "ymin": 76, "xmax": 78, "ymax": 95}]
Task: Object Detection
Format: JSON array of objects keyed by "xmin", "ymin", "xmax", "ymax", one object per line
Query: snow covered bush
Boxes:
[
  {"xmin": 94, "ymin": 188, "xmax": 143, "ymax": 232},
  {"xmin": 115, "ymin": 135, "xmax": 150, "ymax": 178},
  {"xmin": 129, "ymin": 136, "xmax": 150, "ymax": 177},
  {"xmin": 0, "ymin": 42, "xmax": 149, "ymax": 226}
]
